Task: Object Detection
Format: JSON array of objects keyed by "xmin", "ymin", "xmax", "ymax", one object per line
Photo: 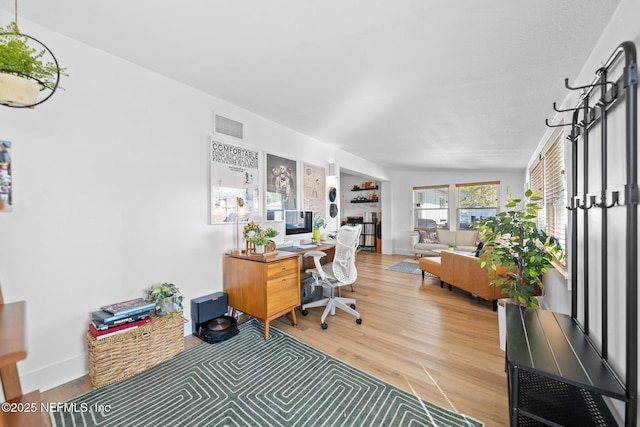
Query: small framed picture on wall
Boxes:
[
  {"xmin": 302, "ymin": 162, "xmax": 325, "ymax": 218},
  {"xmin": 0, "ymin": 140, "xmax": 12, "ymax": 213},
  {"xmin": 265, "ymin": 153, "xmax": 297, "ymax": 221}
]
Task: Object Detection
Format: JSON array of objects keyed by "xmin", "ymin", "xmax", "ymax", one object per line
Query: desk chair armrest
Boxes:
[
  {"xmin": 304, "ymin": 251, "xmax": 327, "ymax": 281},
  {"xmin": 304, "ymin": 251, "xmax": 327, "ymax": 258}
]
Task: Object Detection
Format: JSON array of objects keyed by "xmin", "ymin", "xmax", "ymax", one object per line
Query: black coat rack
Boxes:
[{"xmin": 546, "ymin": 40, "xmax": 638, "ymax": 425}]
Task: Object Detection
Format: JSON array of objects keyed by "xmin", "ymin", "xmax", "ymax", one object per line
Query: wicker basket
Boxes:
[{"xmin": 87, "ymin": 314, "xmax": 185, "ymax": 388}]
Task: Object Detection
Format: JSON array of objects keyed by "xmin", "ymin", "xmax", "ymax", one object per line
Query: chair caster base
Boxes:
[
  {"xmin": 350, "ymin": 304, "xmax": 356, "ymax": 309},
  {"xmin": 302, "ymin": 309, "xmax": 309, "ymax": 316},
  {"xmin": 356, "ymin": 318, "xmax": 362, "ymax": 324},
  {"xmin": 321, "ymin": 322, "xmax": 328, "ymax": 329}
]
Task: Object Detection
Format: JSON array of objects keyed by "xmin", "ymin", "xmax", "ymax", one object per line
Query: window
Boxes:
[
  {"xmin": 456, "ymin": 182, "xmax": 499, "ymax": 229},
  {"xmin": 413, "ymin": 185, "xmax": 449, "ymax": 229},
  {"xmin": 529, "ymin": 133, "xmax": 566, "ymax": 261}
]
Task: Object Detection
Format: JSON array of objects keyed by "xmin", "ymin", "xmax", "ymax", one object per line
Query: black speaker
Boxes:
[{"xmin": 191, "ymin": 292, "xmax": 238, "ymax": 343}]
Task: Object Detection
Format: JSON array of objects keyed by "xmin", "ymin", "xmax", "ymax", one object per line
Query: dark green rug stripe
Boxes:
[{"xmin": 51, "ymin": 320, "xmax": 483, "ymax": 427}]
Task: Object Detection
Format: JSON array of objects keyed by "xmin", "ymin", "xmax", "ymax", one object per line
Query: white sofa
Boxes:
[{"xmin": 410, "ymin": 229, "xmax": 479, "ymax": 257}]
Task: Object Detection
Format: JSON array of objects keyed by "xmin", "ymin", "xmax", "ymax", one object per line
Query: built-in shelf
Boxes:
[{"xmin": 351, "ymin": 199, "xmax": 379, "ymax": 203}]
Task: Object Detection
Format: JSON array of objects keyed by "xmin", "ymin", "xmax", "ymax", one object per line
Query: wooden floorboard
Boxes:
[{"xmin": 39, "ymin": 252, "xmax": 508, "ymax": 426}]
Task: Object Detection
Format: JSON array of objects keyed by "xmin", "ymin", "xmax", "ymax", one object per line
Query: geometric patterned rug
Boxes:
[{"xmin": 50, "ymin": 319, "xmax": 482, "ymax": 427}]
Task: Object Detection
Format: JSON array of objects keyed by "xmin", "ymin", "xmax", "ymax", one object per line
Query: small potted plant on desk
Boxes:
[
  {"xmin": 243, "ymin": 221, "xmax": 278, "ymax": 255},
  {"xmin": 146, "ymin": 283, "xmax": 184, "ymax": 316},
  {"xmin": 313, "ymin": 216, "xmax": 326, "ymax": 243},
  {"xmin": 447, "ymin": 242, "xmax": 457, "ymax": 251}
]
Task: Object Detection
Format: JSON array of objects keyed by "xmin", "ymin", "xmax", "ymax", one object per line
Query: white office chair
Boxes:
[{"xmin": 301, "ymin": 224, "xmax": 362, "ymax": 329}]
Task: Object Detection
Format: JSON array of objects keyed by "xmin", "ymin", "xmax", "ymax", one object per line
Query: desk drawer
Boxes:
[
  {"xmin": 267, "ymin": 273, "xmax": 299, "ymax": 313},
  {"xmin": 267, "ymin": 258, "xmax": 298, "ymax": 280}
]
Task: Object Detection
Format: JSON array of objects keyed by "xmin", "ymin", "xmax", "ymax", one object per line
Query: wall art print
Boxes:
[
  {"xmin": 209, "ymin": 138, "xmax": 260, "ymax": 224},
  {"xmin": 0, "ymin": 140, "xmax": 12, "ymax": 213},
  {"xmin": 266, "ymin": 153, "xmax": 297, "ymax": 221},
  {"xmin": 302, "ymin": 162, "xmax": 325, "ymax": 219}
]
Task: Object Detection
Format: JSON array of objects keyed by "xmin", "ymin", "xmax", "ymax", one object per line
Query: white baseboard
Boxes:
[
  {"xmin": 22, "ymin": 354, "xmax": 88, "ymax": 395},
  {"xmin": 18, "ymin": 323, "xmax": 193, "ymax": 396}
]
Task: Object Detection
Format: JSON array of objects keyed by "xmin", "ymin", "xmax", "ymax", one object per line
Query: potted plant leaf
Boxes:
[
  {"xmin": 475, "ymin": 189, "xmax": 563, "ymax": 308},
  {"xmin": 0, "ymin": 22, "xmax": 67, "ymax": 106},
  {"xmin": 313, "ymin": 215, "xmax": 326, "ymax": 242},
  {"xmin": 475, "ymin": 189, "xmax": 563, "ymax": 350},
  {"xmin": 146, "ymin": 283, "xmax": 184, "ymax": 315}
]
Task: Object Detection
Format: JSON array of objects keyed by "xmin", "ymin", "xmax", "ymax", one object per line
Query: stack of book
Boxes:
[{"xmin": 89, "ymin": 297, "xmax": 155, "ymax": 339}]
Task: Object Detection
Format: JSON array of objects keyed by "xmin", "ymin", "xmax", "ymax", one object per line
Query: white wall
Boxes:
[
  {"xmin": 0, "ymin": 14, "xmax": 390, "ymax": 394},
  {"xmin": 387, "ymin": 169, "xmax": 526, "ymax": 255}
]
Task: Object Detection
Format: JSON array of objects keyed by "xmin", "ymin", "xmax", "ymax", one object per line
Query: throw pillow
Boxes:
[{"xmin": 419, "ymin": 228, "xmax": 439, "ymax": 243}]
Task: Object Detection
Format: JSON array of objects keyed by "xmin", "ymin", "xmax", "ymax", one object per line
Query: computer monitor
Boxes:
[{"xmin": 284, "ymin": 210, "xmax": 313, "ymax": 235}]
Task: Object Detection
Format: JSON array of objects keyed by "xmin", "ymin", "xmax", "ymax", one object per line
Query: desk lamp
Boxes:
[{"xmin": 235, "ymin": 197, "xmax": 245, "ymax": 254}]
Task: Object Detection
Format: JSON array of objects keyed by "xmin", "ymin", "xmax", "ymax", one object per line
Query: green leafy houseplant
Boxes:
[
  {"xmin": 146, "ymin": 283, "xmax": 184, "ymax": 315},
  {"xmin": 475, "ymin": 189, "xmax": 563, "ymax": 308},
  {"xmin": 0, "ymin": 22, "xmax": 67, "ymax": 90},
  {"xmin": 243, "ymin": 221, "xmax": 278, "ymax": 246}
]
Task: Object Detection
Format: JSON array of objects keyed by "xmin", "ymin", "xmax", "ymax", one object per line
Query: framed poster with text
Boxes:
[{"xmin": 209, "ymin": 138, "xmax": 260, "ymax": 224}]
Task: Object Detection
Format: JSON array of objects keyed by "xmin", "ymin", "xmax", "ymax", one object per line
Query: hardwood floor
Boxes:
[{"xmin": 40, "ymin": 252, "xmax": 508, "ymax": 426}]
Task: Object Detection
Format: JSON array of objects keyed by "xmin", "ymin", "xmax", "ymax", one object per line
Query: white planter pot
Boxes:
[
  {"xmin": 156, "ymin": 297, "xmax": 175, "ymax": 316},
  {"xmin": 255, "ymin": 245, "xmax": 265, "ymax": 254},
  {"xmin": 498, "ymin": 298, "xmax": 519, "ymax": 351},
  {"xmin": 0, "ymin": 73, "xmax": 40, "ymax": 106},
  {"xmin": 498, "ymin": 300, "xmax": 507, "ymax": 351}
]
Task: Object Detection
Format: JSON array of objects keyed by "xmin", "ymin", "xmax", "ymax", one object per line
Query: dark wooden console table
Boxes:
[{"xmin": 506, "ymin": 304, "xmax": 624, "ymax": 426}]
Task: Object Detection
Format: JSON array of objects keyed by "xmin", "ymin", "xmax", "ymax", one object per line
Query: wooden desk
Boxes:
[{"xmin": 223, "ymin": 244, "xmax": 335, "ymax": 340}]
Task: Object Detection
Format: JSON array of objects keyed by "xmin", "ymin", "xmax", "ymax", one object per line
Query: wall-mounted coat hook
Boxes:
[
  {"xmin": 552, "ymin": 102, "xmax": 593, "ymax": 113},
  {"xmin": 607, "ymin": 191, "xmax": 621, "ymax": 208},
  {"xmin": 579, "ymin": 195, "xmax": 598, "ymax": 210},
  {"xmin": 566, "ymin": 196, "xmax": 580, "ymax": 211},
  {"xmin": 601, "ymin": 191, "xmax": 622, "ymax": 208},
  {"xmin": 565, "ymin": 77, "xmax": 615, "ymax": 92},
  {"xmin": 545, "ymin": 118, "xmax": 572, "ymax": 128}
]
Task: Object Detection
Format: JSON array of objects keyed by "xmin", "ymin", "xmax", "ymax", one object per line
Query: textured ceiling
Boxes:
[{"xmin": 5, "ymin": 0, "xmax": 621, "ymax": 171}]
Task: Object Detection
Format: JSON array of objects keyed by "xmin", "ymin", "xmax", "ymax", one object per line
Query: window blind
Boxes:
[{"xmin": 529, "ymin": 132, "xmax": 566, "ymax": 260}]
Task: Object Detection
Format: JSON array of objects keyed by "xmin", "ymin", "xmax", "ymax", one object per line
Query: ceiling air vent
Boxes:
[{"xmin": 214, "ymin": 114, "xmax": 244, "ymax": 140}]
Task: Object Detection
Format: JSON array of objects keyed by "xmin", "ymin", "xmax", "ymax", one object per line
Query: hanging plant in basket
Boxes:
[{"xmin": 0, "ymin": 22, "xmax": 67, "ymax": 107}]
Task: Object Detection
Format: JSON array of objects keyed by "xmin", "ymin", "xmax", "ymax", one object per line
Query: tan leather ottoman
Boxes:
[{"xmin": 418, "ymin": 257, "xmax": 444, "ymax": 287}]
